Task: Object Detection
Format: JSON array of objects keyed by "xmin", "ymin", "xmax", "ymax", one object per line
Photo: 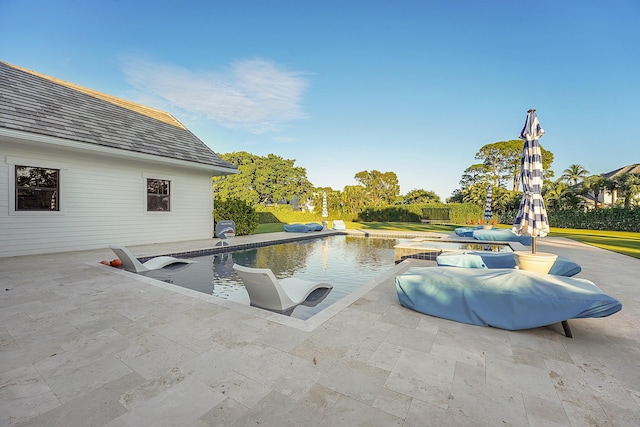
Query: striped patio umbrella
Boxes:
[
  {"xmin": 321, "ymin": 191, "xmax": 328, "ymax": 218},
  {"xmin": 484, "ymin": 184, "xmax": 493, "ymax": 223},
  {"xmin": 512, "ymin": 109, "xmax": 549, "ymax": 254}
]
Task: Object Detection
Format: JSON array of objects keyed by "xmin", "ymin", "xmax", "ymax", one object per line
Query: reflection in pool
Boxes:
[{"xmin": 142, "ymin": 235, "xmax": 407, "ymax": 320}]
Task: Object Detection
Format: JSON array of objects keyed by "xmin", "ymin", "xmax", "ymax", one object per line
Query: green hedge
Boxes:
[
  {"xmin": 255, "ymin": 203, "xmax": 485, "ymax": 226},
  {"xmin": 500, "ymin": 207, "xmax": 640, "ymax": 232},
  {"xmin": 255, "ymin": 205, "xmax": 327, "ymax": 224},
  {"xmin": 356, "ymin": 203, "xmax": 483, "ymax": 224}
]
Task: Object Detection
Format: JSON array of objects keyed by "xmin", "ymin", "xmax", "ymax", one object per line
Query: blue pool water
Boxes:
[{"xmin": 142, "ymin": 235, "xmax": 406, "ymax": 320}]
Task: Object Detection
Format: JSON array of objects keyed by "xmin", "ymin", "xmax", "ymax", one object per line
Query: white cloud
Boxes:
[{"xmin": 120, "ymin": 57, "xmax": 309, "ymax": 134}]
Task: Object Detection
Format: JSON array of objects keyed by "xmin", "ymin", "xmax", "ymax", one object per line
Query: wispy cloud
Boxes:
[{"xmin": 120, "ymin": 57, "xmax": 309, "ymax": 134}]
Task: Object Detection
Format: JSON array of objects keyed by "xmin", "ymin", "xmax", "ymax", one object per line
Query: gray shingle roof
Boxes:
[
  {"xmin": 0, "ymin": 61, "xmax": 237, "ymax": 172},
  {"xmin": 603, "ymin": 164, "xmax": 640, "ymax": 179}
]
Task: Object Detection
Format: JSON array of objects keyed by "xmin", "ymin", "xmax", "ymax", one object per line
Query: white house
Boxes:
[{"xmin": 0, "ymin": 62, "xmax": 238, "ymax": 258}]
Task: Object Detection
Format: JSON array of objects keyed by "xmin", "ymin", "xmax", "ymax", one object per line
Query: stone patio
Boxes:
[{"xmin": 1, "ymin": 231, "xmax": 638, "ymax": 426}]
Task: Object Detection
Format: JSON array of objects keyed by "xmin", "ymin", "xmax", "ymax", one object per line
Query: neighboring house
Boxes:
[
  {"xmin": 579, "ymin": 164, "xmax": 640, "ymax": 208},
  {"xmin": 0, "ymin": 61, "xmax": 238, "ymax": 258}
]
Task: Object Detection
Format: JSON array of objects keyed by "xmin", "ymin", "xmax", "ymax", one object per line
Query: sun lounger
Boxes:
[
  {"xmin": 472, "ymin": 228, "xmax": 532, "ymax": 245},
  {"xmin": 454, "ymin": 226, "xmax": 482, "ymax": 237},
  {"xmin": 109, "ymin": 245, "xmax": 194, "ymax": 273},
  {"xmin": 436, "ymin": 251, "xmax": 582, "ymax": 277},
  {"xmin": 396, "ymin": 267, "xmax": 621, "ymax": 337},
  {"xmin": 284, "ymin": 223, "xmax": 313, "ymax": 232},
  {"xmin": 233, "ymin": 264, "xmax": 332, "ymax": 313}
]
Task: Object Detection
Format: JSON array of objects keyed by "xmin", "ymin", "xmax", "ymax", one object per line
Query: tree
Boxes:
[
  {"xmin": 459, "ymin": 164, "xmax": 491, "ymax": 188},
  {"xmin": 403, "ymin": 189, "xmax": 441, "ymax": 204},
  {"xmin": 561, "ymin": 164, "xmax": 590, "ymax": 186},
  {"xmin": 212, "ymin": 152, "xmax": 313, "ymax": 205},
  {"xmin": 615, "ymin": 173, "xmax": 640, "ymax": 208},
  {"xmin": 353, "ymin": 170, "xmax": 400, "ymax": 206},
  {"xmin": 580, "ymin": 175, "xmax": 606, "ymax": 208},
  {"xmin": 340, "ymin": 185, "xmax": 368, "ymax": 214},
  {"xmin": 473, "ymin": 140, "xmax": 554, "ymax": 191}
]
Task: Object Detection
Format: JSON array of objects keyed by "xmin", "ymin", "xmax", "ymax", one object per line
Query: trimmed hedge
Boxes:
[
  {"xmin": 500, "ymin": 207, "xmax": 640, "ymax": 232},
  {"xmin": 255, "ymin": 203, "xmax": 484, "ymax": 226}
]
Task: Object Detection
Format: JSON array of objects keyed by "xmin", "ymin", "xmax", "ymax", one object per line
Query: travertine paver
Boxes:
[{"xmin": 1, "ymin": 231, "xmax": 639, "ymax": 426}]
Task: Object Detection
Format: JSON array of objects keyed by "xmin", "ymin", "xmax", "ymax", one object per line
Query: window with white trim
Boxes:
[
  {"xmin": 147, "ymin": 178, "xmax": 171, "ymax": 211},
  {"xmin": 15, "ymin": 165, "xmax": 59, "ymax": 211}
]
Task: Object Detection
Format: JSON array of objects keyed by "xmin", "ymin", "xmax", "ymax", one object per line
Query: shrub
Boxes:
[{"xmin": 213, "ymin": 198, "xmax": 259, "ymax": 236}]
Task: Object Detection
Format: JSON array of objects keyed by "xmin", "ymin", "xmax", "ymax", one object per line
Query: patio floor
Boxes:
[{"xmin": 1, "ymin": 230, "xmax": 639, "ymax": 426}]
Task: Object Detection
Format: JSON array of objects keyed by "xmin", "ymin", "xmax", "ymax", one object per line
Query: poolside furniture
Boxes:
[
  {"xmin": 332, "ymin": 220, "xmax": 346, "ymax": 230},
  {"xmin": 454, "ymin": 226, "xmax": 482, "ymax": 237},
  {"xmin": 232, "ymin": 264, "xmax": 333, "ymax": 313},
  {"xmin": 283, "ymin": 222, "xmax": 325, "ymax": 232},
  {"xmin": 472, "ymin": 228, "xmax": 532, "ymax": 245},
  {"xmin": 109, "ymin": 245, "xmax": 195, "ymax": 273},
  {"xmin": 395, "ymin": 267, "xmax": 621, "ymax": 337},
  {"xmin": 436, "ymin": 251, "xmax": 582, "ymax": 277},
  {"xmin": 215, "ymin": 220, "xmax": 236, "ymax": 246},
  {"xmin": 284, "ymin": 223, "xmax": 312, "ymax": 232},
  {"xmin": 305, "ymin": 222, "xmax": 324, "ymax": 231}
]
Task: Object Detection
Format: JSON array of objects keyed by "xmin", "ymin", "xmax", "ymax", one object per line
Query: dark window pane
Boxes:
[
  {"xmin": 147, "ymin": 179, "xmax": 170, "ymax": 211},
  {"xmin": 15, "ymin": 166, "xmax": 59, "ymax": 211}
]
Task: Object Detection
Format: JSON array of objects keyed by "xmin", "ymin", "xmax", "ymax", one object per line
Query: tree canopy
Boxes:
[
  {"xmin": 353, "ymin": 170, "xmax": 400, "ymax": 206},
  {"xmin": 213, "ymin": 151, "xmax": 313, "ymax": 205},
  {"xmin": 471, "ymin": 140, "xmax": 554, "ymax": 191}
]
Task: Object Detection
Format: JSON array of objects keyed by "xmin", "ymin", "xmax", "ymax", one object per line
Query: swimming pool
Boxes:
[{"xmin": 142, "ymin": 235, "xmax": 409, "ymax": 320}]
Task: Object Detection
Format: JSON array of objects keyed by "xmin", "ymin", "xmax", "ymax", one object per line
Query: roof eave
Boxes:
[{"xmin": 0, "ymin": 127, "xmax": 239, "ymax": 175}]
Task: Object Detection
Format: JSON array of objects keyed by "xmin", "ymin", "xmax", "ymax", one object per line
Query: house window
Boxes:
[
  {"xmin": 147, "ymin": 178, "xmax": 171, "ymax": 211},
  {"xmin": 15, "ymin": 166, "xmax": 59, "ymax": 211}
]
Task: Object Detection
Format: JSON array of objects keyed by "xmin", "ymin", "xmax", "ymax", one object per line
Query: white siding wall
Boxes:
[{"xmin": 1, "ymin": 141, "xmax": 215, "ymax": 257}]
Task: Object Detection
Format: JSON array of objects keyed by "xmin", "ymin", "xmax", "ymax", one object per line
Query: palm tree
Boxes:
[
  {"xmin": 616, "ymin": 173, "xmax": 640, "ymax": 208},
  {"xmin": 581, "ymin": 175, "xmax": 606, "ymax": 208},
  {"xmin": 561, "ymin": 164, "xmax": 590, "ymax": 186},
  {"xmin": 603, "ymin": 178, "xmax": 620, "ymax": 206}
]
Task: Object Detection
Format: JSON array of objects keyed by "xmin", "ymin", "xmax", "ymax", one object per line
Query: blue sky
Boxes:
[{"xmin": 2, "ymin": 1, "xmax": 639, "ymax": 200}]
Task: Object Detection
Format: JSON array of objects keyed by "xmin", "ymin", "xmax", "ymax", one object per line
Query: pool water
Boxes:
[{"xmin": 142, "ymin": 235, "xmax": 408, "ymax": 320}]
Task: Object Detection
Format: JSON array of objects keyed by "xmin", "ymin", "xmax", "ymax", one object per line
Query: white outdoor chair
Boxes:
[
  {"xmin": 109, "ymin": 245, "xmax": 195, "ymax": 273},
  {"xmin": 232, "ymin": 264, "xmax": 333, "ymax": 313}
]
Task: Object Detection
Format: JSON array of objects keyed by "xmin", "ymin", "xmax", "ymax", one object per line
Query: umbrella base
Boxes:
[{"xmin": 513, "ymin": 251, "xmax": 558, "ymax": 274}]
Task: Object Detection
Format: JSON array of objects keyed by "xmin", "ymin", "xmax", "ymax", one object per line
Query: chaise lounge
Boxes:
[
  {"xmin": 232, "ymin": 264, "xmax": 333, "ymax": 313},
  {"xmin": 396, "ymin": 267, "xmax": 621, "ymax": 337},
  {"xmin": 109, "ymin": 245, "xmax": 195, "ymax": 273}
]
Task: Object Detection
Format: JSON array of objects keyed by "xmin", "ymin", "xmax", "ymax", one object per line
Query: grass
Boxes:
[{"xmin": 253, "ymin": 221, "xmax": 640, "ymax": 259}]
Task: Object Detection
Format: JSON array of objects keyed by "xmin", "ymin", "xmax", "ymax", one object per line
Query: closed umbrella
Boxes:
[
  {"xmin": 484, "ymin": 184, "xmax": 493, "ymax": 224},
  {"xmin": 322, "ymin": 191, "xmax": 328, "ymax": 218},
  {"xmin": 512, "ymin": 109, "xmax": 549, "ymax": 254}
]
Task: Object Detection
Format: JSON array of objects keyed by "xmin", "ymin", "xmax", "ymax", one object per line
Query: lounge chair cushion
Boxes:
[
  {"xmin": 305, "ymin": 222, "xmax": 324, "ymax": 231},
  {"xmin": 472, "ymin": 228, "xmax": 532, "ymax": 245},
  {"xmin": 436, "ymin": 252, "xmax": 582, "ymax": 277},
  {"xmin": 395, "ymin": 267, "xmax": 621, "ymax": 331},
  {"xmin": 284, "ymin": 223, "xmax": 312, "ymax": 232},
  {"xmin": 454, "ymin": 226, "xmax": 482, "ymax": 237}
]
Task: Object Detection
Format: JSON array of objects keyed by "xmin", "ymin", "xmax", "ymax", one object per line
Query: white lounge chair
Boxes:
[
  {"xmin": 232, "ymin": 264, "xmax": 333, "ymax": 313},
  {"xmin": 332, "ymin": 220, "xmax": 346, "ymax": 230},
  {"xmin": 109, "ymin": 245, "xmax": 195, "ymax": 273}
]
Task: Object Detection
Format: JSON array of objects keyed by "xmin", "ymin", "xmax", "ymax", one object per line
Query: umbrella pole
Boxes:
[{"xmin": 532, "ymin": 236, "xmax": 537, "ymax": 254}]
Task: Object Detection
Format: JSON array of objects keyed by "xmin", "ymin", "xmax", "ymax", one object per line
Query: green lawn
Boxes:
[{"xmin": 254, "ymin": 222, "xmax": 640, "ymax": 259}]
